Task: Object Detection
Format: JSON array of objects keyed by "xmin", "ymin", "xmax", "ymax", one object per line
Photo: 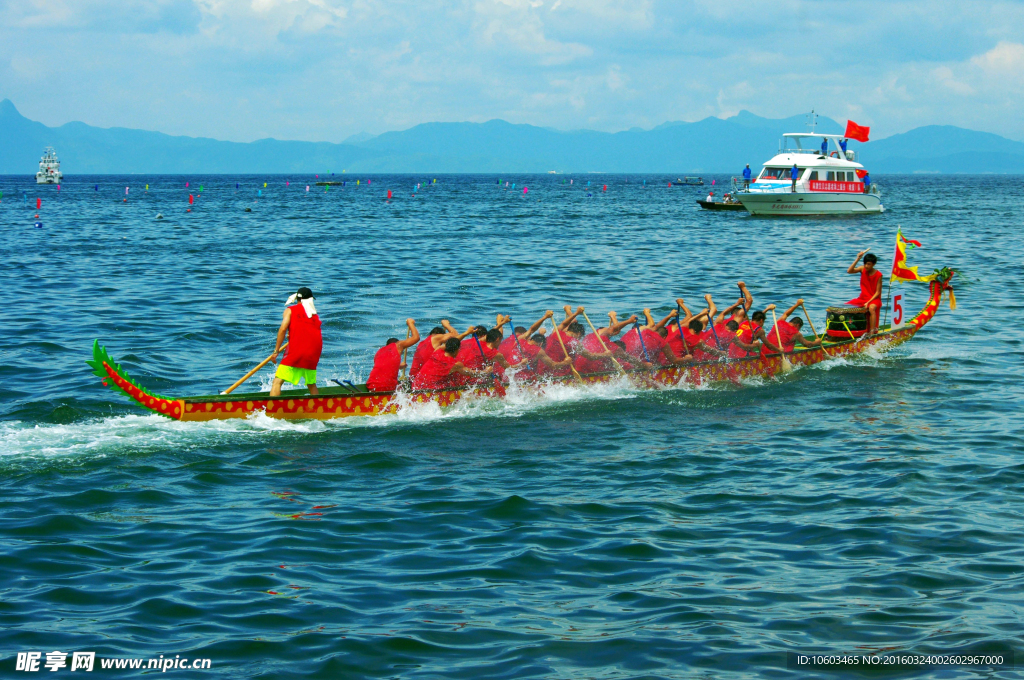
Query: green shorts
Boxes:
[{"xmin": 275, "ymin": 364, "xmax": 317, "ymax": 386}]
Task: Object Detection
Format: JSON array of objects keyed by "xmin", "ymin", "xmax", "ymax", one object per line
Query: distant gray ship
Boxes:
[{"xmin": 36, "ymin": 147, "xmax": 62, "ymax": 184}]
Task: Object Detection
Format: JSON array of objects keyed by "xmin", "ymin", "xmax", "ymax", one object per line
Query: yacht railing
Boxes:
[
  {"xmin": 731, "ymin": 177, "xmax": 795, "ymax": 194},
  {"xmin": 777, "ymin": 146, "xmax": 859, "ymax": 162},
  {"xmin": 731, "ymin": 177, "xmax": 881, "ymax": 196}
]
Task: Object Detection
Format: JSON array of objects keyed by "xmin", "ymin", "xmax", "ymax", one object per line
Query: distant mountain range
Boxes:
[{"xmin": 3, "ymin": 99, "xmax": 1023, "ymax": 174}]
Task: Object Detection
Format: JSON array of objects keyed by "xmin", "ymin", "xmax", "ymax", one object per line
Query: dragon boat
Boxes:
[{"xmin": 88, "ymin": 275, "xmax": 954, "ymax": 423}]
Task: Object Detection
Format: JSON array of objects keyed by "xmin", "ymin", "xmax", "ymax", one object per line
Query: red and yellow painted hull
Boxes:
[{"xmin": 89, "ymin": 279, "xmax": 952, "ymax": 423}]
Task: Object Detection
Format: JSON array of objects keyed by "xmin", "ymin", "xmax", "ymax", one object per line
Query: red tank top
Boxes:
[
  {"xmin": 498, "ymin": 336, "xmax": 523, "ymax": 365},
  {"xmin": 366, "ymin": 343, "xmax": 401, "ymax": 392},
  {"xmin": 693, "ymin": 329, "xmax": 718, "ymax": 361},
  {"xmin": 665, "ymin": 325, "xmax": 685, "ymax": 358},
  {"xmin": 409, "ymin": 337, "xmax": 437, "ymax": 377},
  {"xmin": 849, "ymin": 269, "xmax": 883, "ymax": 307},
  {"xmin": 623, "ymin": 328, "xmax": 666, "ymax": 364},
  {"xmin": 761, "ymin": 320, "xmax": 799, "ymax": 356},
  {"xmin": 457, "ymin": 337, "xmax": 493, "ymax": 370},
  {"xmin": 281, "ymin": 304, "xmax": 322, "ymax": 370},
  {"xmin": 412, "ymin": 349, "xmax": 458, "ymax": 390},
  {"xmin": 728, "ymin": 321, "xmax": 759, "ymax": 358},
  {"xmin": 574, "ymin": 333, "xmax": 613, "ymax": 374},
  {"xmin": 514, "ymin": 342, "xmax": 544, "ymax": 379},
  {"xmin": 545, "ymin": 330, "xmax": 573, "ymax": 362}
]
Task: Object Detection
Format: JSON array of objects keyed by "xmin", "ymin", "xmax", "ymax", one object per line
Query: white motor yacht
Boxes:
[
  {"xmin": 735, "ymin": 133, "xmax": 881, "ymax": 215},
  {"xmin": 36, "ymin": 147, "xmax": 63, "ymax": 184}
]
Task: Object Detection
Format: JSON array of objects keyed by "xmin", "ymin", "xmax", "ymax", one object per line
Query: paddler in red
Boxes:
[
  {"xmin": 522, "ymin": 333, "xmax": 573, "ymax": 379},
  {"xmin": 729, "ymin": 308, "xmax": 783, "ymax": 358},
  {"xmin": 412, "ymin": 338, "xmax": 494, "ymax": 390},
  {"xmin": 573, "ymin": 313, "xmax": 636, "ymax": 374},
  {"xmin": 544, "ymin": 307, "xmax": 585, "ymax": 371},
  {"xmin": 498, "ymin": 311, "xmax": 553, "ymax": 367},
  {"xmin": 270, "ymin": 287, "xmax": 323, "ymax": 396},
  {"xmin": 411, "ymin": 320, "xmax": 477, "ymax": 378},
  {"xmin": 618, "ymin": 309, "xmax": 676, "ymax": 366},
  {"xmin": 846, "ymin": 250, "xmax": 883, "ymax": 335},
  {"xmin": 456, "ymin": 328, "xmax": 516, "ymax": 385},
  {"xmin": 709, "ymin": 287, "xmax": 751, "ymax": 349},
  {"xmin": 761, "ymin": 300, "xmax": 823, "ymax": 357},
  {"xmin": 410, "ymin": 326, "xmax": 447, "ymax": 377},
  {"xmin": 366, "ymin": 319, "xmax": 421, "ymax": 392},
  {"xmin": 668, "ymin": 317, "xmax": 724, "ymax": 362}
]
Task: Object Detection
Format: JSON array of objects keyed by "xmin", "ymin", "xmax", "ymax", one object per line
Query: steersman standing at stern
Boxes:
[{"xmin": 270, "ymin": 287, "xmax": 322, "ymax": 396}]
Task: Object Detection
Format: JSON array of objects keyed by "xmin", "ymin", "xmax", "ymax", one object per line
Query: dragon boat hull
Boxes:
[{"xmin": 89, "ymin": 279, "xmax": 953, "ymax": 422}]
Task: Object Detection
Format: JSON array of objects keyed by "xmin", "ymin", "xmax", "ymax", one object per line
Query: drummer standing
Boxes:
[
  {"xmin": 270, "ymin": 287, "xmax": 322, "ymax": 396},
  {"xmin": 846, "ymin": 250, "xmax": 883, "ymax": 335}
]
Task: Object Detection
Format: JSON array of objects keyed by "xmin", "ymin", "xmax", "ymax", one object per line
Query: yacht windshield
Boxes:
[{"xmin": 759, "ymin": 167, "xmax": 804, "ymax": 180}]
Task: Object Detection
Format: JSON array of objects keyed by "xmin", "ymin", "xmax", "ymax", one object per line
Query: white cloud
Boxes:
[
  {"xmin": 4, "ymin": 0, "xmax": 1024, "ymax": 141},
  {"xmin": 970, "ymin": 40, "xmax": 1024, "ymax": 73}
]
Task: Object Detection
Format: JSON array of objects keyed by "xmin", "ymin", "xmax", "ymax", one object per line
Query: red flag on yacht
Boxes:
[{"xmin": 845, "ymin": 120, "xmax": 870, "ymax": 142}]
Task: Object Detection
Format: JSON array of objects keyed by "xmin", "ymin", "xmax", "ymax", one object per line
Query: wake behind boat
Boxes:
[{"xmin": 88, "ymin": 272, "xmax": 955, "ymax": 422}]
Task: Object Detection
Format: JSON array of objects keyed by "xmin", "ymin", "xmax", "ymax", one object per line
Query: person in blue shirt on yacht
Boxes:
[
  {"xmin": 862, "ymin": 172, "xmax": 871, "ymax": 193},
  {"xmin": 742, "ymin": 164, "xmax": 752, "ymax": 189},
  {"xmin": 790, "ymin": 164, "xmax": 799, "ymax": 192},
  {"xmin": 821, "ymin": 138, "xmax": 828, "ymax": 155}
]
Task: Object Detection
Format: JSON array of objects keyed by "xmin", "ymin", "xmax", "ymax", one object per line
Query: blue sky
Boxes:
[{"xmin": 2, "ymin": 0, "xmax": 1023, "ymax": 142}]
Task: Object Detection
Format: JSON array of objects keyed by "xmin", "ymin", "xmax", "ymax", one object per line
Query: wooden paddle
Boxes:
[
  {"xmin": 401, "ymin": 327, "xmax": 411, "ymax": 380},
  {"xmin": 550, "ymin": 317, "xmax": 585, "ymax": 384},
  {"xmin": 223, "ymin": 342, "xmax": 287, "ymax": 395},
  {"xmin": 800, "ymin": 302, "xmax": 831, "ymax": 357},
  {"xmin": 769, "ymin": 310, "xmax": 794, "ymax": 374},
  {"xmin": 580, "ymin": 310, "xmax": 627, "ymax": 374}
]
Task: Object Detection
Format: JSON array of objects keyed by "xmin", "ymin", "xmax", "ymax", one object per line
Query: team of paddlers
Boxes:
[{"xmin": 265, "ymin": 251, "xmax": 884, "ymax": 395}]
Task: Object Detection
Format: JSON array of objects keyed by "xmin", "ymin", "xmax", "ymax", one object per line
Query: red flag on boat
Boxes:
[
  {"xmin": 845, "ymin": 120, "xmax": 870, "ymax": 142},
  {"xmin": 855, "ymin": 169, "xmax": 868, "ymax": 179}
]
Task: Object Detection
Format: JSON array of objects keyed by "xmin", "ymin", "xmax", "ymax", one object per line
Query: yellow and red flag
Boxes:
[{"xmin": 890, "ymin": 228, "xmax": 933, "ymax": 284}]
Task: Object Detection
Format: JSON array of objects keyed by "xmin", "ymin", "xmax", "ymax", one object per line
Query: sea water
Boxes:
[{"xmin": 0, "ymin": 174, "xmax": 1020, "ymax": 678}]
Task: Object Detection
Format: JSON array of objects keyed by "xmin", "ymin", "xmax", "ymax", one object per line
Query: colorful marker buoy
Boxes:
[
  {"xmin": 36, "ymin": 198, "xmax": 41, "ymax": 209},
  {"xmin": 387, "ymin": 190, "xmax": 392, "ymax": 199},
  {"xmin": 306, "ymin": 186, "xmax": 309, "ymax": 192},
  {"xmin": 523, "ymin": 187, "xmax": 528, "ymax": 194},
  {"xmin": 189, "ymin": 194, "xmax": 194, "ymax": 205}
]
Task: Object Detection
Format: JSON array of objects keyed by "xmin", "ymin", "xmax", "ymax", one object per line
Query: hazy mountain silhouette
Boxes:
[{"xmin": 2, "ymin": 99, "xmax": 1022, "ymax": 174}]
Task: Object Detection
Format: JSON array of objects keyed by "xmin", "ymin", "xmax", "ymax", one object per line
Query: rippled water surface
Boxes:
[{"xmin": 1, "ymin": 174, "xmax": 1021, "ymax": 678}]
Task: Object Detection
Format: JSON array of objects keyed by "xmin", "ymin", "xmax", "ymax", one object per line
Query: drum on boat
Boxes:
[{"xmin": 826, "ymin": 306, "xmax": 868, "ymax": 339}]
